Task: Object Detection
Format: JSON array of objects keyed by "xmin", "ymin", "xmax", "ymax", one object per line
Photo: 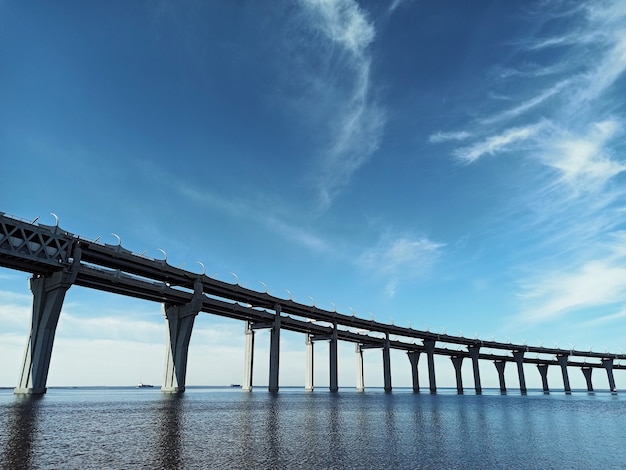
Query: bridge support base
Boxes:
[
  {"xmin": 356, "ymin": 343, "xmax": 364, "ymax": 391},
  {"xmin": 407, "ymin": 351, "xmax": 420, "ymax": 393},
  {"xmin": 268, "ymin": 305, "xmax": 281, "ymax": 392},
  {"xmin": 162, "ymin": 280, "xmax": 202, "ymax": 393},
  {"xmin": 305, "ymin": 334, "xmax": 314, "ymax": 391},
  {"xmin": 424, "ymin": 339, "xmax": 437, "ymax": 393},
  {"xmin": 537, "ymin": 364, "xmax": 549, "ymax": 393},
  {"xmin": 557, "ymin": 354, "xmax": 571, "ymax": 393},
  {"xmin": 383, "ymin": 333, "xmax": 392, "ymax": 392},
  {"xmin": 451, "ymin": 356, "xmax": 464, "ymax": 394},
  {"xmin": 602, "ymin": 358, "xmax": 617, "ymax": 392},
  {"xmin": 581, "ymin": 366, "xmax": 593, "ymax": 392},
  {"xmin": 15, "ymin": 272, "xmax": 73, "ymax": 395},
  {"xmin": 513, "ymin": 350, "xmax": 527, "ymax": 394},
  {"xmin": 494, "ymin": 360, "xmax": 506, "ymax": 393},
  {"xmin": 330, "ymin": 324, "xmax": 338, "ymax": 392},
  {"xmin": 468, "ymin": 345, "xmax": 482, "ymax": 394},
  {"xmin": 242, "ymin": 321, "xmax": 255, "ymax": 391}
]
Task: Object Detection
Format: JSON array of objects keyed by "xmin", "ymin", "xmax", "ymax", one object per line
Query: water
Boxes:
[{"xmin": 1, "ymin": 387, "xmax": 626, "ymax": 469}]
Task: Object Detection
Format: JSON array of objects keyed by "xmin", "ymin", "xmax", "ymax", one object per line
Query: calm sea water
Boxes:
[{"xmin": 1, "ymin": 387, "xmax": 625, "ymax": 469}]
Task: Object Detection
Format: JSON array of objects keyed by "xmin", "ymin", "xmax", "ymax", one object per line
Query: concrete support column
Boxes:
[
  {"xmin": 162, "ymin": 280, "xmax": 203, "ymax": 393},
  {"xmin": 242, "ymin": 321, "xmax": 255, "ymax": 392},
  {"xmin": 450, "ymin": 356, "xmax": 464, "ymax": 394},
  {"xmin": 424, "ymin": 339, "xmax": 437, "ymax": 393},
  {"xmin": 513, "ymin": 350, "xmax": 527, "ymax": 394},
  {"xmin": 468, "ymin": 345, "xmax": 482, "ymax": 394},
  {"xmin": 268, "ymin": 304, "xmax": 281, "ymax": 392},
  {"xmin": 407, "ymin": 351, "xmax": 420, "ymax": 393},
  {"xmin": 581, "ymin": 366, "xmax": 593, "ymax": 392},
  {"xmin": 537, "ymin": 364, "xmax": 549, "ymax": 393},
  {"xmin": 557, "ymin": 354, "xmax": 571, "ymax": 393},
  {"xmin": 305, "ymin": 334, "xmax": 314, "ymax": 391},
  {"xmin": 329, "ymin": 323, "xmax": 338, "ymax": 392},
  {"xmin": 602, "ymin": 358, "xmax": 616, "ymax": 392},
  {"xmin": 494, "ymin": 360, "xmax": 506, "ymax": 392},
  {"xmin": 15, "ymin": 270, "xmax": 74, "ymax": 395},
  {"xmin": 383, "ymin": 333, "xmax": 392, "ymax": 392},
  {"xmin": 356, "ymin": 343, "xmax": 364, "ymax": 391}
]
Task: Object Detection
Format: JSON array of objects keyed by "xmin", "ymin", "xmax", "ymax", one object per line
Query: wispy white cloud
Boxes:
[
  {"xmin": 518, "ymin": 232, "xmax": 626, "ymax": 324},
  {"xmin": 0, "ymin": 290, "xmax": 31, "ymax": 331},
  {"xmin": 577, "ymin": 32, "xmax": 626, "ymax": 103},
  {"xmin": 432, "ymin": 0, "xmax": 626, "ymax": 160},
  {"xmin": 491, "ymin": 62, "xmax": 568, "ymax": 80},
  {"xmin": 426, "ymin": 1, "xmax": 626, "ymax": 332},
  {"xmin": 428, "ymin": 130, "xmax": 472, "ymax": 143},
  {"xmin": 303, "ymin": 0, "xmax": 374, "ymax": 57},
  {"xmin": 524, "ymin": 2, "xmax": 626, "ymax": 105},
  {"xmin": 173, "ymin": 178, "xmax": 331, "ymax": 253},
  {"xmin": 57, "ymin": 311, "xmax": 164, "ymax": 343},
  {"xmin": 0, "ymin": 272, "xmax": 22, "ymax": 281},
  {"xmin": 299, "ymin": 0, "xmax": 385, "ymax": 211},
  {"xmin": 387, "ymin": 0, "xmax": 414, "ymax": 15},
  {"xmin": 454, "ymin": 123, "xmax": 546, "ymax": 163},
  {"xmin": 0, "ymin": 290, "xmax": 31, "ymax": 304},
  {"xmin": 358, "ymin": 234, "xmax": 444, "ymax": 297},
  {"xmin": 581, "ymin": 306, "xmax": 626, "ymax": 327},
  {"xmin": 479, "ymin": 80, "xmax": 569, "ymax": 126},
  {"xmin": 541, "ymin": 120, "xmax": 625, "ymax": 193}
]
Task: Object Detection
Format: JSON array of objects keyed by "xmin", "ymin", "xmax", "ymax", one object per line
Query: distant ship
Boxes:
[
  {"xmin": 137, "ymin": 382, "xmax": 154, "ymax": 388},
  {"xmin": 230, "ymin": 384, "xmax": 241, "ymax": 388}
]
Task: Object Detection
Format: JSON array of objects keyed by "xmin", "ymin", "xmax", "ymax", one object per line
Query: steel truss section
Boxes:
[{"xmin": 0, "ymin": 213, "xmax": 73, "ymax": 272}]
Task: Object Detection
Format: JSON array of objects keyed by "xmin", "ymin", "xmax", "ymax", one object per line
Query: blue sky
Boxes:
[{"xmin": 2, "ymin": 0, "xmax": 626, "ymax": 389}]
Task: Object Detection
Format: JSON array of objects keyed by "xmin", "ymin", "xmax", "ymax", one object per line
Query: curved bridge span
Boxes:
[{"xmin": 1, "ymin": 212, "xmax": 624, "ymax": 394}]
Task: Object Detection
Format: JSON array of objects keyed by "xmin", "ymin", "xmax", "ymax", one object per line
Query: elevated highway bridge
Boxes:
[{"xmin": 1, "ymin": 211, "xmax": 623, "ymax": 394}]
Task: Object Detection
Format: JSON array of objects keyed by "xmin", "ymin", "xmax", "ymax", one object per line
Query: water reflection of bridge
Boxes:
[{"xmin": 1, "ymin": 212, "xmax": 624, "ymax": 395}]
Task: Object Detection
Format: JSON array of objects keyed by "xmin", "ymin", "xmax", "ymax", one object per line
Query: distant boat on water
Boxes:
[
  {"xmin": 137, "ymin": 382, "xmax": 154, "ymax": 388},
  {"xmin": 230, "ymin": 384, "xmax": 241, "ymax": 388}
]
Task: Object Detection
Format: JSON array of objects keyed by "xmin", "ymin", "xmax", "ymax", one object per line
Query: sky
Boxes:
[{"xmin": 1, "ymin": 0, "xmax": 626, "ymax": 390}]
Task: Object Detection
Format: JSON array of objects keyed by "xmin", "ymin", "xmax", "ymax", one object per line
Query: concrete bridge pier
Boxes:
[
  {"xmin": 513, "ymin": 350, "xmax": 527, "ymax": 394},
  {"xmin": 355, "ymin": 343, "xmax": 364, "ymax": 391},
  {"xmin": 268, "ymin": 304, "xmax": 281, "ymax": 392},
  {"xmin": 242, "ymin": 321, "xmax": 255, "ymax": 391},
  {"xmin": 494, "ymin": 360, "xmax": 506, "ymax": 393},
  {"xmin": 537, "ymin": 364, "xmax": 549, "ymax": 393},
  {"xmin": 330, "ymin": 323, "xmax": 338, "ymax": 392},
  {"xmin": 424, "ymin": 339, "xmax": 437, "ymax": 393},
  {"xmin": 15, "ymin": 269, "xmax": 77, "ymax": 395},
  {"xmin": 308, "ymin": 324, "xmax": 339, "ymax": 392},
  {"xmin": 557, "ymin": 354, "xmax": 571, "ymax": 393},
  {"xmin": 17, "ymin": 274, "xmax": 67, "ymax": 395},
  {"xmin": 383, "ymin": 333, "xmax": 392, "ymax": 392},
  {"xmin": 407, "ymin": 351, "xmax": 420, "ymax": 392},
  {"xmin": 468, "ymin": 345, "xmax": 482, "ymax": 394},
  {"xmin": 162, "ymin": 280, "xmax": 203, "ymax": 393},
  {"xmin": 602, "ymin": 358, "xmax": 616, "ymax": 392},
  {"xmin": 450, "ymin": 356, "xmax": 464, "ymax": 394},
  {"xmin": 305, "ymin": 334, "xmax": 314, "ymax": 391},
  {"xmin": 581, "ymin": 366, "xmax": 593, "ymax": 392}
]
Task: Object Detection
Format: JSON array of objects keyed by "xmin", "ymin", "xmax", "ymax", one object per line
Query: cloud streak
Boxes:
[
  {"xmin": 173, "ymin": 178, "xmax": 332, "ymax": 254},
  {"xmin": 453, "ymin": 123, "xmax": 545, "ymax": 163},
  {"xmin": 428, "ymin": 0, "xmax": 626, "ymax": 327},
  {"xmin": 541, "ymin": 120, "xmax": 625, "ymax": 194},
  {"xmin": 518, "ymin": 232, "xmax": 626, "ymax": 324},
  {"xmin": 299, "ymin": 0, "xmax": 385, "ymax": 211},
  {"xmin": 428, "ymin": 130, "xmax": 471, "ymax": 143},
  {"xmin": 358, "ymin": 233, "xmax": 444, "ymax": 297}
]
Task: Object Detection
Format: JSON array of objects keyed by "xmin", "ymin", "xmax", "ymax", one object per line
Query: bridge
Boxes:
[{"xmin": 1, "ymin": 211, "xmax": 624, "ymax": 395}]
